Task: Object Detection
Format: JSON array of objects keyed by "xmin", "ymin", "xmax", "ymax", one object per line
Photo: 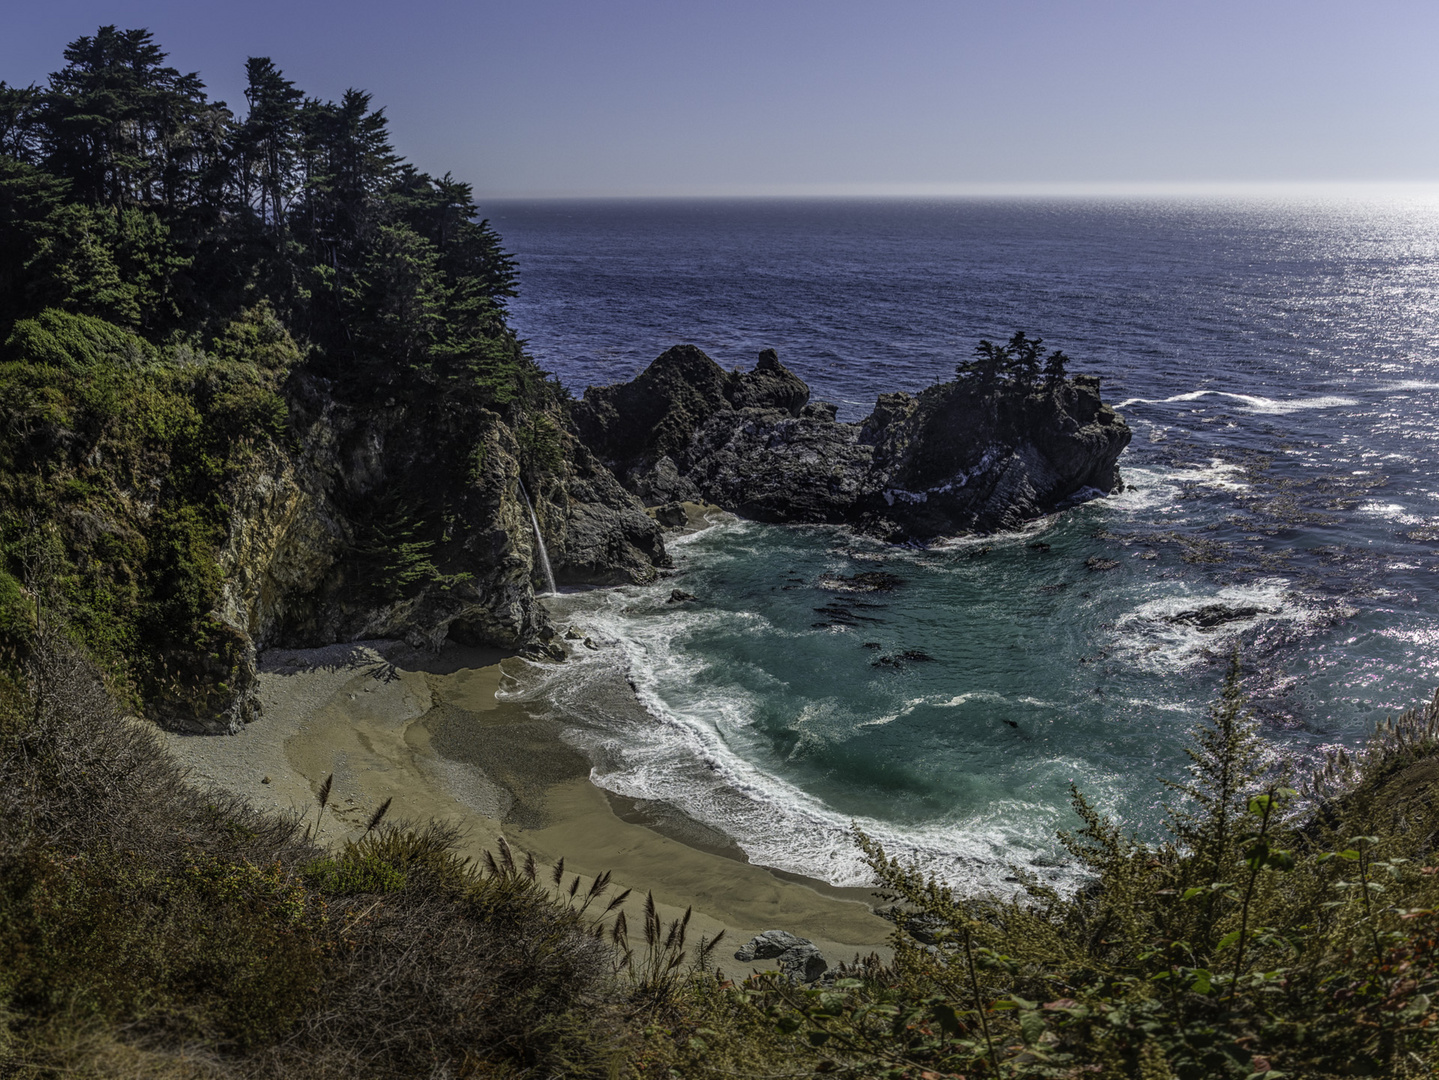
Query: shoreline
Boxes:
[{"xmin": 161, "ymin": 634, "xmax": 894, "ymax": 979}]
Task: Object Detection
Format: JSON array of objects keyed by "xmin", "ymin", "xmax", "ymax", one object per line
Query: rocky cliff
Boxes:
[
  {"xmin": 200, "ymin": 373, "xmax": 668, "ymax": 733},
  {"xmin": 0, "ymin": 310, "xmax": 671, "ymax": 735},
  {"xmin": 574, "ymin": 344, "xmax": 1131, "ymax": 540}
]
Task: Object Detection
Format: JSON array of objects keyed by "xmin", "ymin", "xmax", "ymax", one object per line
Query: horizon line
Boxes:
[{"xmin": 477, "ymin": 180, "xmax": 1439, "ymax": 202}]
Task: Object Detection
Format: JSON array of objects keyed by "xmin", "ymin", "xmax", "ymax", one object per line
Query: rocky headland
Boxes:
[
  {"xmin": 574, "ymin": 344, "xmax": 1132, "ymax": 540},
  {"xmin": 4, "ymin": 329, "xmax": 1132, "ymax": 737}
]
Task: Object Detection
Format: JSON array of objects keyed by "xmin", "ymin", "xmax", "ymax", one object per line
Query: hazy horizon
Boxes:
[
  {"xmin": 480, "ymin": 182, "xmax": 1439, "ymax": 202},
  {"xmin": 7, "ymin": 1, "xmax": 1439, "ymax": 199}
]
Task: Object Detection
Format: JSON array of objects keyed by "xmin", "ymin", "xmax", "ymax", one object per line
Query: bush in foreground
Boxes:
[
  {"xmin": 738, "ymin": 660, "xmax": 1439, "ymax": 1079},
  {"xmin": 0, "ymin": 631, "xmax": 639, "ymax": 1078},
  {"xmin": 2, "ymin": 631, "xmax": 1438, "ymax": 1079}
]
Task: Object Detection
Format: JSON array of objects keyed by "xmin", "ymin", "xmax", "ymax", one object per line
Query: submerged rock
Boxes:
[
  {"xmin": 818, "ymin": 571, "xmax": 904, "ymax": 593},
  {"xmin": 871, "ymin": 649, "xmax": 938, "ymax": 669},
  {"xmin": 1167, "ymin": 604, "xmax": 1275, "ymax": 629},
  {"xmin": 573, "ymin": 344, "xmax": 1131, "ymax": 541}
]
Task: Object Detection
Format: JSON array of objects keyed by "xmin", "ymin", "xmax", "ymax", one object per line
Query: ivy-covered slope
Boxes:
[{"xmin": 0, "ymin": 28, "xmax": 666, "ymax": 731}]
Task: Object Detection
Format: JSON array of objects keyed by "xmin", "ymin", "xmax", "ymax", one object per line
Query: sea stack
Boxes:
[{"xmin": 573, "ymin": 344, "xmax": 1131, "ymax": 540}]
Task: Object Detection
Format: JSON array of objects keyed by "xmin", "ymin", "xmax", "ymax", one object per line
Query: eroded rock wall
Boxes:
[{"xmin": 194, "ymin": 373, "xmax": 667, "ymax": 733}]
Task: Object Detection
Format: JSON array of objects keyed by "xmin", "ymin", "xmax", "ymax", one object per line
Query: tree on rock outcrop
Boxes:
[
  {"xmin": 1043, "ymin": 343, "xmax": 1069, "ymax": 386},
  {"xmin": 1008, "ymin": 330, "xmax": 1045, "ymax": 388},
  {"xmin": 956, "ymin": 337, "xmax": 1008, "ymax": 387},
  {"xmin": 958, "ymin": 331, "xmax": 1071, "ymax": 393}
]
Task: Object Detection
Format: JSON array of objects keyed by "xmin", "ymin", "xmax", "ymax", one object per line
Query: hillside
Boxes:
[{"xmin": 0, "ymin": 27, "xmax": 665, "ymax": 730}]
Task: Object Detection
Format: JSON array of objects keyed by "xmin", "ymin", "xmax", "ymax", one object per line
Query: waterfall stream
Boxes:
[{"xmin": 517, "ymin": 480, "xmax": 557, "ymax": 595}]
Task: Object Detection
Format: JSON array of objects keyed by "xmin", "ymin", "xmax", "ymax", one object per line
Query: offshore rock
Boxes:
[
  {"xmin": 1167, "ymin": 603, "xmax": 1274, "ymax": 629},
  {"xmin": 574, "ymin": 345, "xmax": 1132, "ymax": 540}
]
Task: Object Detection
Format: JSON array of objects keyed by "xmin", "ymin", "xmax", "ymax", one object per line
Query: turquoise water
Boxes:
[{"xmin": 488, "ymin": 198, "xmax": 1439, "ymax": 890}]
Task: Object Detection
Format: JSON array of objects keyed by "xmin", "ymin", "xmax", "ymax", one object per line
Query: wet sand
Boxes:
[{"xmin": 162, "ymin": 637, "xmax": 893, "ymax": 978}]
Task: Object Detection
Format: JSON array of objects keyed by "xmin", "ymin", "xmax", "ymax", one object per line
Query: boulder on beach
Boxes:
[
  {"xmin": 733, "ymin": 930, "xmax": 830, "ymax": 982},
  {"xmin": 651, "ymin": 501, "xmax": 688, "ymax": 528}
]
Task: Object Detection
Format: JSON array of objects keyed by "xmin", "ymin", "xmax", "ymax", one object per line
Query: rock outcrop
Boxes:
[
  {"xmin": 733, "ymin": 930, "xmax": 830, "ymax": 983},
  {"xmin": 193, "ymin": 373, "xmax": 668, "ymax": 733},
  {"xmin": 574, "ymin": 345, "xmax": 1131, "ymax": 540}
]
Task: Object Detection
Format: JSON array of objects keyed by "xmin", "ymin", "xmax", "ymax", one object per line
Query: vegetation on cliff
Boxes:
[{"xmin": 0, "ymin": 27, "xmax": 614, "ymax": 723}]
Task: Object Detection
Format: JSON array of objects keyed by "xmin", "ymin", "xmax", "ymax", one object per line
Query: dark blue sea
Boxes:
[{"xmin": 486, "ymin": 197, "xmax": 1439, "ymax": 891}]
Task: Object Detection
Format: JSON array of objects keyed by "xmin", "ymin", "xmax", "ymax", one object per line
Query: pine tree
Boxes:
[
  {"xmin": 956, "ymin": 338, "xmax": 1008, "ymax": 387},
  {"xmin": 1165, "ymin": 651, "xmax": 1267, "ymax": 895},
  {"xmin": 343, "ymin": 223, "xmax": 448, "ymax": 373},
  {"xmin": 42, "ymin": 27, "xmax": 216, "ymax": 208},
  {"xmin": 236, "ymin": 57, "xmax": 302, "ymax": 228},
  {"xmin": 294, "ymin": 89, "xmax": 396, "ymax": 253},
  {"xmin": 1007, "ymin": 330, "xmax": 1043, "ymax": 388},
  {"xmin": 0, "ymin": 83, "xmax": 42, "ymax": 163},
  {"xmin": 1043, "ymin": 346, "xmax": 1069, "ymax": 386}
]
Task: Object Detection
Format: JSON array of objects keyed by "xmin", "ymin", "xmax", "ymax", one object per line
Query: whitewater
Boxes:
[{"xmin": 486, "ymin": 195, "xmax": 1439, "ymax": 891}]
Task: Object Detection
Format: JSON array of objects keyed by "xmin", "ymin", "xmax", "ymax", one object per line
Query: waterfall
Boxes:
[{"xmin": 517, "ymin": 479, "xmax": 557, "ymax": 596}]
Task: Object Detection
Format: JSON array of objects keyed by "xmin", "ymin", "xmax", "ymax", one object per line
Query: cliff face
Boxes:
[
  {"xmin": 573, "ymin": 345, "xmax": 1131, "ymax": 541},
  {"xmin": 0, "ymin": 330, "xmax": 668, "ymax": 736},
  {"xmin": 196, "ymin": 374, "xmax": 667, "ymax": 733}
]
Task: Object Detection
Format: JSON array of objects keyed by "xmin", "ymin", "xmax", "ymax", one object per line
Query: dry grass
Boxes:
[{"xmin": 0, "ymin": 631, "xmax": 642, "ymax": 1078}]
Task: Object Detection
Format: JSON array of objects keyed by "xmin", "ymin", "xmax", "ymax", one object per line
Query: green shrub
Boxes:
[
  {"xmin": 3, "ymin": 309, "xmax": 155, "ymax": 371},
  {"xmin": 305, "ymin": 852, "xmax": 407, "ymax": 895},
  {"xmin": 0, "ymin": 318, "xmax": 293, "ymax": 717},
  {"xmin": 0, "ymin": 571, "xmax": 32, "ymax": 645},
  {"xmin": 516, "ymin": 411, "xmax": 567, "ymax": 476},
  {"xmin": 208, "ymin": 302, "xmax": 301, "ymax": 371},
  {"xmin": 738, "ymin": 660, "xmax": 1439, "ymax": 1079}
]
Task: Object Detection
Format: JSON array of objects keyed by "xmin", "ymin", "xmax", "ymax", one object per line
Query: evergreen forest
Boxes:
[{"xmin": 0, "ymin": 26, "xmax": 556, "ymax": 719}]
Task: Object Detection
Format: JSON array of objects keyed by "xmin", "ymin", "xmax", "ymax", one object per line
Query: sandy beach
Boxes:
[{"xmin": 162, "ymin": 631, "xmax": 894, "ymax": 979}]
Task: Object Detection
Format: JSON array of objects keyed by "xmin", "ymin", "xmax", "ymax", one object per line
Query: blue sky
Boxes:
[{"xmin": 4, "ymin": 1, "xmax": 1438, "ymax": 197}]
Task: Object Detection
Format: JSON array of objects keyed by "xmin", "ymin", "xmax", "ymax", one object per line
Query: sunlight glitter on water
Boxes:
[{"xmin": 488, "ymin": 197, "xmax": 1439, "ymax": 887}]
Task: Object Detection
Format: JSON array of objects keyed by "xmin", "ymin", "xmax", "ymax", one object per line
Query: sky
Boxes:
[{"xmin": 3, "ymin": 0, "xmax": 1439, "ymax": 198}]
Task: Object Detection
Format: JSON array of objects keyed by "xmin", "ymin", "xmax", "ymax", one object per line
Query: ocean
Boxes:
[{"xmin": 484, "ymin": 196, "xmax": 1439, "ymax": 893}]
